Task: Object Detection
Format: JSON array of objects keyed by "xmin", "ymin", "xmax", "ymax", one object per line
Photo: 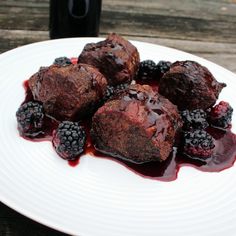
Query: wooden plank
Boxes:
[
  {"xmin": 1, "ymin": 0, "xmax": 236, "ymax": 19},
  {"xmin": 0, "ymin": 30, "xmax": 49, "ymax": 53},
  {"xmin": 100, "ymin": 11, "xmax": 236, "ymax": 43},
  {"xmin": 123, "ymin": 35, "xmax": 236, "ymax": 55},
  {"xmin": 0, "ymin": 13, "xmax": 48, "ymax": 30},
  {"xmin": 0, "ymin": 0, "xmax": 236, "ymax": 43},
  {"xmin": 0, "ymin": 202, "xmax": 68, "ymax": 236},
  {"xmin": 0, "ymin": 0, "xmax": 49, "ymax": 7},
  {"xmin": 102, "ymin": 0, "xmax": 236, "ymax": 18}
]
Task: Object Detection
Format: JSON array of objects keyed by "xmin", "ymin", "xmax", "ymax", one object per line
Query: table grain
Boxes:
[{"xmin": 0, "ymin": 0, "xmax": 236, "ymax": 235}]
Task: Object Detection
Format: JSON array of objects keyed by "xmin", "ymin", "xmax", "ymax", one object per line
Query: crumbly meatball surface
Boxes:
[
  {"xmin": 79, "ymin": 33, "xmax": 140, "ymax": 85},
  {"xmin": 159, "ymin": 60, "xmax": 226, "ymax": 110},
  {"xmin": 91, "ymin": 84, "xmax": 182, "ymax": 163},
  {"xmin": 28, "ymin": 63, "xmax": 107, "ymax": 120}
]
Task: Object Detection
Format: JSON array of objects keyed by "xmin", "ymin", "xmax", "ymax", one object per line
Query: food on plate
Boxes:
[
  {"xmin": 155, "ymin": 60, "xmax": 172, "ymax": 79},
  {"xmin": 158, "ymin": 60, "xmax": 226, "ymax": 110},
  {"xmin": 208, "ymin": 101, "xmax": 233, "ymax": 129},
  {"xmin": 16, "ymin": 101, "xmax": 45, "ymax": 137},
  {"xmin": 103, "ymin": 83, "xmax": 129, "ymax": 102},
  {"xmin": 180, "ymin": 109, "xmax": 209, "ymax": 131},
  {"xmin": 53, "ymin": 56, "xmax": 72, "ymax": 66},
  {"xmin": 91, "ymin": 84, "xmax": 183, "ymax": 163},
  {"xmin": 181, "ymin": 129, "xmax": 215, "ymax": 158},
  {"xmin": 28, "ymin": 63, "xmax": 107, "ymax": 120},
  {"xmin": 137, "ymin": 60, "xmax": 171, "ymax": 81},
  {"xmin": 137, "ymin": 59, "xmax": 156, "ymax": 80},
  {"xmin": 15, "ymin": 34, "xmax": 236, "ymax": 181},
  {"xmin": 52, "ymin": 121, "xmax": 86, "ymax": 160},
  {"xmin": 79, "ymin": 33, "xmax": 140, "ymax": 85}
]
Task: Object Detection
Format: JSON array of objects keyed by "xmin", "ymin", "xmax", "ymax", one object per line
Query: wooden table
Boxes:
[{"xmin": 0, "ymin": 0, "xmax": 236, "ymax": 235}]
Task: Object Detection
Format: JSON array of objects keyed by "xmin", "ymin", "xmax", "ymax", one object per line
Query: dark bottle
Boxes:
[{"xmin": 49, "ymin": 0, "xmax": 102, "ymax": 39}]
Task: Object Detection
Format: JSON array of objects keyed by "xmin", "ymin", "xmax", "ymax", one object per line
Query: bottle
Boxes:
[{"xmin": 49, "ymin": 0, "xmax": 102, "ymax": 39}]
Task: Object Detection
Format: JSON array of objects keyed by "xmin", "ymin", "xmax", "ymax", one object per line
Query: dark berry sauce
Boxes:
[
  {"xmin": 20, "ymin": 80, "xmax": 236, "ymax": 181},
  {"xmin": 68, "ymin": 159, "xmax": 80, "ymax": 167},
  {"xmin": 86, "ymin": 129, "xmax": 236, "ymax": 181}
]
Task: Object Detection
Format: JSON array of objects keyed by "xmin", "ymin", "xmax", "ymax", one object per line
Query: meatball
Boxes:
[
  {"xmin": 28, "ymin": 63, "xmax": 107, "ymax": 120},
  {"xmin": 78, "ymin": 33, "xmax": 140, "ymax": 85},
  {"xmin": 91, "ymin": 84, "xmax": 182, "ymax": 163},
  {"xmin": 158, "ymin": 60, "xmax": 226, "ymax": 110}
]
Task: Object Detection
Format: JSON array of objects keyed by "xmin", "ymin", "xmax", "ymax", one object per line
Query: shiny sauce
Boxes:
[{"xmin": 21, "ymin": 80, "xmax": 236, "ymax": 181}]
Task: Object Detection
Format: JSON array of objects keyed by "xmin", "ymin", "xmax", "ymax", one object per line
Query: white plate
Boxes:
[{"xmin": 0, "ymin": 38, "xmax": 236, "ymax": 236}]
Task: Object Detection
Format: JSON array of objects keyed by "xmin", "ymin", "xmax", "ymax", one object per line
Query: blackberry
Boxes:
[
  {"xmin": 155, "ymin": 60, "xmax": 171, "ymax": 78},
  {"xmin": 182, "ymin": 130, "xmax": 215, "ymax": 158},
  {"xmin": 53, "ymin": 57, "xmax": 72, "ymax": 67},
  {"xmin": 103, "ymin": 85, "xmax": 115, "ymax": 101},
  {"xmin": 16, "ymin": 101, "xmax": 45, "ymax": 137},
  {"xmin": 52, "ymin": 121, "xmax": 86, "ymax": 160},
  {"xmin": 103, "ymin": 83, "xmax": 130, "ymax": 103},
  {"xmin": 137, "ymin": 60, "xmax": 156, "ymax": 80},
  {"xmin": 208, "ymin": 101, "xmax": 233, "ymax": 129},
  {"xmin": 115, "ymin": 83, "xmax": 129, "ymax": 92},
  {"xmin": 181, "ymin": 109, "xmax": 208, "ymax": 130}
]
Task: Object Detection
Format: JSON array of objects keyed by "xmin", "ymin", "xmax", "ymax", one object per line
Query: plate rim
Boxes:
[{"xmin": 0, "ymin": 37, "xmax": 236, "ymax": 236}]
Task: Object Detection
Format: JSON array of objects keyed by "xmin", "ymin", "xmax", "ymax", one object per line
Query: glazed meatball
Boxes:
[
  {"xmin": 91, "ymin": 84, "xmax": 182, "ymax": 163},
  {"xmin": 78, "ymin": 33, "xmax": 140, "ymax": 85},
  {"xmin": 28, "ymin": 63, "xmax": 107, "ymax": 120},
  {"xmin": 158, "ymin": 60, "xmax": 226, "ymax": 110}
]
